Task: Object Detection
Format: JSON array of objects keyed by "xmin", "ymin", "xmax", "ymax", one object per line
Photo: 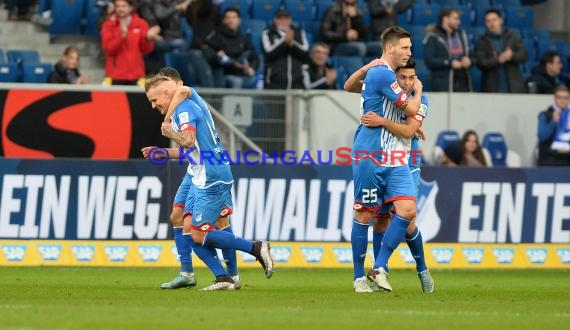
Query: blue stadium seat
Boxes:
[
  {"xmin": 302, "ymin": 21, "xmax": 322, "ymax": 42},
  {"xmin": 82, "ymin": 0, "xmax": 100, "ymax": 36},
  {"xmin": 411, "ymin": 36, "xmax": 425, "ymax": 58},
  {"xmin": 406, "ymin": 25, "xmax": 427, "ymax": 39},
  {"xmin": 356, "ymin": 2, "xmax": 371, "ymax": 28},
  {"xmin": 6, "ymin": 50, "xmax": 40, "ymax": 65},
  {"xmin": 536, "ymin": 39, "xmax": 557, "ymax": 58},
  {"xmin": 179, "ymin": 17, "xmax": 193, "ymax": 45},
  {"xmin": 241, "ymin": 19, "xmax": 268, "ymax": 34},
  {"xmin": 465, "ymin": 0, "xmax": 492, "ymax": 7},
  {"xmin": 219, "ymin": 0, "xmax": 251, "ymax": 20},
  {"xmin": 249, "ymin": 31, "xmax": 263, "ymax": 56},
  {"xmin": 433, "ymin": 0, "xmax": 461, "ymax": 6},
  {"xmin": 285, "ymin": 0, "xmax": 315, "ymax": 23},
  {"xmin": 415, "ymin": 59, "xmax": 432, "ymax": 91},
  {"xmin": 522, "ymin": 28, "xmax": 550, "ymax": 41},
  {"xmin": 410, "ymin": 4, "xmax": 441, "ymax": 26},
  {"xmin": 472, "ymin": 6, "xmax": 491, "ymax": 26},
  {"xmin": 522, "ymin": 38, "xmax": 537, "ymax": 61},
  {"xmin": 252, "ymin": 1, "xmax": 281, "ymax": 21},
  {"xmin": 315, "ymin": 0, "xmax": 333, "ymax": 22},
  {"xmin": 0, "ymin": 49, "xmax": 4, "ymax": 64},
  {"xmin": 494, "ymin": 0, "xmax": 521, "ymax": 7},
  {"xmin": 22, "ymin": 63, "xmax": 52, "ymax": 83},
  {"xmin": 465, "ymin": 26, "xmax": 486, "ymax": 45},
  {"xmin": 470, "ymin": 66, "xmax": 482, "ymax": 92},
  {"xmin": 397, "ymin": 8, "xmax": 412, "ymax": 25},
  {"xmin": 331, "ymin": 56, "xmax": 363, "ymax": 77},
  {"xmin": 46, "ymin": 0, "xmax": 84, "ymax": 35},
  {"xmin": 163, "ymin": 52, "xmax": 193, "ymax": 85},
  {"xmin": 0, "ymin": 63, "xmax": 19, "ymax": 82},
  {"xmin": 504, "ymin": 6, "xmax": 533, "ymax": 29},
  {"xmin": 433, "ymin": 130, "xmax": 461, "ymax": 164},
  {"xmin": 482, "ymin": 132, "xmax": 508, "ymax": 166}
]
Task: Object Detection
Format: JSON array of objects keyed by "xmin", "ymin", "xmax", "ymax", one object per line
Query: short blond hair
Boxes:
[{"xmin": 144, "ymin": 75, "xmax": 171, "ymax": 92}]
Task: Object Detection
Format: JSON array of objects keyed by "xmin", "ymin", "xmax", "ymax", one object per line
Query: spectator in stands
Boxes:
[
  {"xmin": 5, "ymin": 0, "xmax": 34, "ymax": 21},
  {"xmin": 424, "ymin": 8, "xmax": 473, "ymax": 92},
  {"xmin": 474, "ymin": 9, "xmax": 527, "ymax": 93},
  {"xmin": 527, "ymin": 51, "xmax": 569, "ymax": 94},
  {"xmin": 460, "ymin": 130, "xmax": 487, "ymax": 167},
  {"xmin": 537, "ymin": 86, "xmax": 570, "ymax": 166},
  {"xmin": 262, "ymin": 8, "xmax": 309, "ymax": 89},
  {"xmin": 202, "ymin": 8, "xmax": 259, "ymax": 88},
  {"xmin": 150, "ymin": 0, "xmax": 191, "ymax": 53},
  {"xmin": 302, "ymin": 42, "xmax": 338, "ymax": 90},
  {"xmin": 368, "ymin": 0, "xmax": 413, "ymax": 38},
  {"xmin": 101, "ymin": 0, "xmax": 160, "ymax": 85},
  {"xmin": 441, "ymin": 144, "xmax": 464, "ymax": 166},
  {"xmin": 47, "ymin": 45, "xmax": 88, "ymax": 85},
  {"xmin": 321, "ymin": 0, "xmax": 367, "ymax": 57}
]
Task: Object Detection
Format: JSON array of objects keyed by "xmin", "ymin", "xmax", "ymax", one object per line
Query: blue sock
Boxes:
[
  {"xmin": 406, "ymin": 227, "xmax": 427, "ymax": 272},
  {"xmin": 221, "ymin": 226, "xmax": 238, "ymax": 276},
  {"xmin": 173, "ymin": 227, "xmax": 193, "ymax": 273},
  {"xmin": 203, "ymin": 230, "xmax": 253, "ymax": 254},
  {"xmin": 191, "ymin": 240, "xmax": 226, "ymax": 277},
  {"xmin": 372, "ymin": 231, "xmax": 384, "ymax": 266},
  {"xmin": 373, "ymin": 214, "xmax": 410, "ymax": 270},
  {"xmin": 351, "ymin": 220, "xmax": 369, "ymax": 280}
]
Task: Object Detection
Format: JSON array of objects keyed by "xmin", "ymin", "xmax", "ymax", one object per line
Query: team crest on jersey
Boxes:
[
  {"xmin": 178, "ymin": 112, "xmax": 189, "ymax": 124},
  {"xmin": 390, "ymin": 81, "xmax": 402, "ymax": 94},
  {"xmin": 180, "ymin": 123, "xmax": 189, "ymax": 131}
]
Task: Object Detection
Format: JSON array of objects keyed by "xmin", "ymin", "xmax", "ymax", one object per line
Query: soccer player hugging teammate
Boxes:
[
  {"xmin": 145, "ymin": 72, "xmax": 274, "ymax": 291},
  {"xmin": 344, "ymin": 26, "xmax": 434, "ymax": 293}
]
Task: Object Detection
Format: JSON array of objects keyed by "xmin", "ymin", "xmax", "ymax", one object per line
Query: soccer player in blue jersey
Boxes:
[
  {"xmin": 347, "ymin": 26, "xmax": 424, "ymax": 292},
  {"xmin": 145, "ymin": 76, "xmax": 274, "ymax": 290},
  {"xmin": 346, "ymin": 58, "xmax": 434, "ymax": 293}
]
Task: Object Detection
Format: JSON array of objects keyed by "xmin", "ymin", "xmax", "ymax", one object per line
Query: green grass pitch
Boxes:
[{"xmin": 0, "ymin": 267, "xmax": 568, "ymax": 329}]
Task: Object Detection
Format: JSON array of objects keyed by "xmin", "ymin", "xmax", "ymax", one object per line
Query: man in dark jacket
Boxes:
[
  {"xmin": 368, "ymin": 0, "xmax": 413, "ymax": 38},
  {"xmin": 474, "ymin": 9, "xmax": 527, "ymax": 93},
  {"xmin": 48, "ymin": 45, "xmax": 88, "ymax": 84},
  {"xmin": 320, "ymin": 0, "xmax": 367, "ymax": 57},
  {"xmin": 424, "ymin": 8, "xmax": 473, "ymax": 92},
  {"xmin": 203, "ymin": 8, "xmax": 259, "ymax": 88},
  {"xmin": 262, "ymin": 8, "xmax": 309, "ymax": 89},
  {"xmin": 301, "ymin": 42, "xmax": 338, "ymax": 90},
  {"xmin": 527, "ymin": 51, "xmax": 569, "ymax": 94},
  {"xmin": 537, "ymin": 86, "xmax": 570, "ymax": 166}
]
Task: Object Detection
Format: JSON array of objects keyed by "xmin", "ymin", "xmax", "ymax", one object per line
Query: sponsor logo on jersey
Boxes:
[{"xmin": 390, "ymin": 81, "xmax": 402, "ymax": 94}]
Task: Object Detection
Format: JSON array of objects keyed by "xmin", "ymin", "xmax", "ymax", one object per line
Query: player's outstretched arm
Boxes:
[
  {"xmin": 141, "ymin": 147, "xmax": 180, "ymax": 158},
  {"xmin": 400, "ymin": 79, "xmax": 423, "ymax": 116},
  {"xmin": 164, "ymin": 86, "xmax": 192, "ymax": 123},
  {"xmin": 344, "ymin": 58, "xmax": 382, "ymax": 93},
  {"xmin": 361, "ymin": 112, "xmax": 421, "ymax": 139}
]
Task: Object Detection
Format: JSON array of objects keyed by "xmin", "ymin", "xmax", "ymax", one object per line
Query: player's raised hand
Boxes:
[{"xmin": 161, "ymin": 122, "xmax": 174, "ymax": 138}]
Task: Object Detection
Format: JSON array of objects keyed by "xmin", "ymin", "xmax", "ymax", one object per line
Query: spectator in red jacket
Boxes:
[{"xmin": 101, "ymin": 0, "xmax": 161, "ymax": 85}]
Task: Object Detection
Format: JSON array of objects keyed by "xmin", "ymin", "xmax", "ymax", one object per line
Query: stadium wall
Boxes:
[{"xmin": 0, "ymin": 159, "xmax": 568, "ymax": 268}]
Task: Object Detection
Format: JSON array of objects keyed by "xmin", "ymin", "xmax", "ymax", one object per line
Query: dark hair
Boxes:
[
  {"xmin": 540, "ymin": 51, "xmax": 560, "ymax": 66},
  {"xmin": 438, "ymin": 8, "xmax": 461, "ymax": 25},
  {"xmin": 484, "ymin": 8, "xmax": 503, "ymax": 19},
  {"xmin": 312, "ymin": 41, "xmax": 330, "ymax": 50},
  {"xmin": 396, "ymin": 58, "xmax": 416, "ymax": 72},
  {"xmin": 223, "ymin": 7, "xmax": 240, "ymax": 18},
  {"xmin": 158, "ymin": 67, "xmax": 182, "ymax": 82},
  {"xmin": 113, "ymin": 0, "xmax": 134, "ymax": 5},
  {"xmin": 460, "ymin": 130, "xmax": 487, "ymax": 166},
  {"xmin": 380, "ymin": 26, "xmax": 411, "ymax": 50}
]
